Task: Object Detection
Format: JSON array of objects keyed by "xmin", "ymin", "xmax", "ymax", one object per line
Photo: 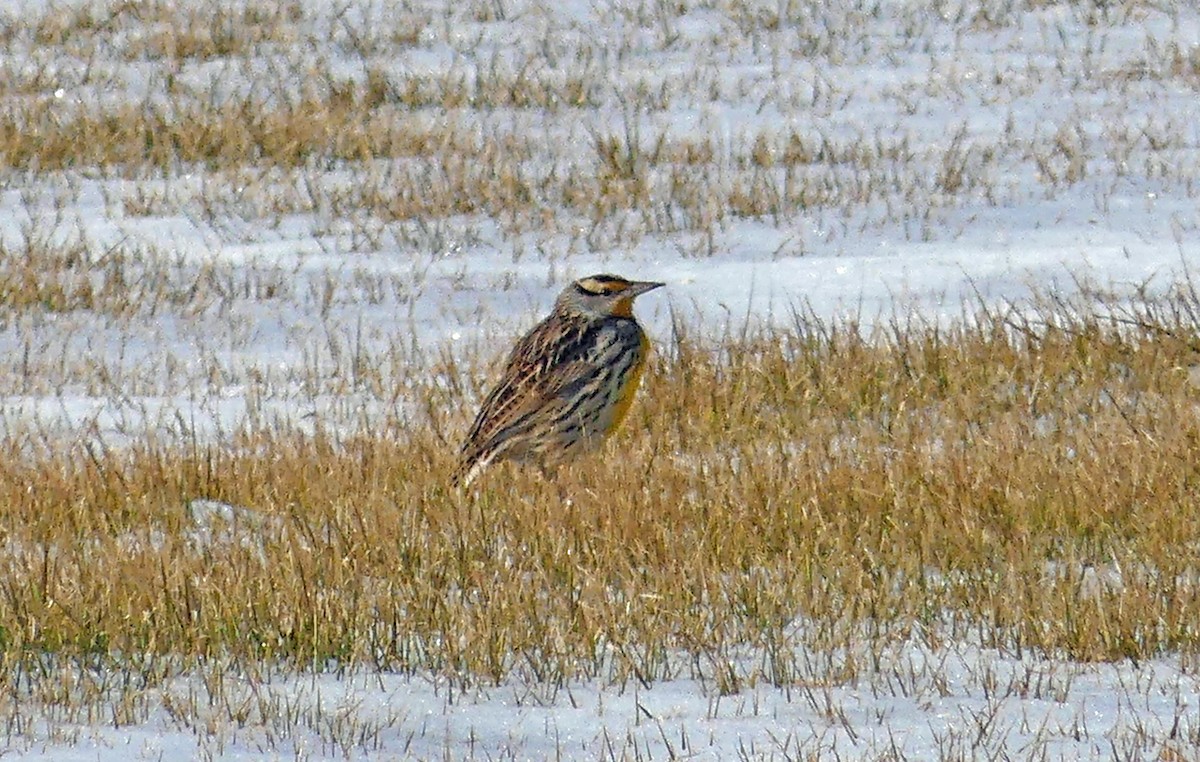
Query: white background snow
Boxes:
[{"xmin": 2, "ymin": 0, "xmax": 1200, "ymax": 758}]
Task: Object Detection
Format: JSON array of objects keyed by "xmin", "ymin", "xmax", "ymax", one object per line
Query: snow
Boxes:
[
  {"xmin": 4, "ymin": 638, "xmax": 1195, "ymax": 762},
  {"xmin": 5, "ymin": 639, "xmax": 1198, "ymax": 760},
  {"xmin": 3, "ymin": 0, "xmax": 1200, "ymax": 757}
]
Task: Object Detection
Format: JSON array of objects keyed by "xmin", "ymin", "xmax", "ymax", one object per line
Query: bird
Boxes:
[{"xmin": 453, "ymin": 274, "xmax": 665, "ymax": 488}]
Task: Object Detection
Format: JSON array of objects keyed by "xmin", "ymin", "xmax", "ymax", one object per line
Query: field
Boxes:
[{"xmin": 3, "ymin": 0, "xmax": 1200, "ymax": 759}]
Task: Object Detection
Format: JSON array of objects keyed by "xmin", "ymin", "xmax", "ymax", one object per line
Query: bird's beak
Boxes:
[{"xmin": 630, "ymin": 281, "xmax": 665, "ymax": 297}]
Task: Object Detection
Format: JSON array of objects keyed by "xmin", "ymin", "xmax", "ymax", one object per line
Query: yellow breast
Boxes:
[{"xmin": 606, "ymin": 330, "xmax": 650, "ymax": 434}]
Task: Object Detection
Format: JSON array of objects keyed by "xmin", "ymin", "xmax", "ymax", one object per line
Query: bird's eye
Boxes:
[
  {"xmin": 577, "ymin": 281, "xmax": 611, "ymax": 295},
  {"xmin": 576, "ymin": 275, "xmax": 627, "ymax": 295}
]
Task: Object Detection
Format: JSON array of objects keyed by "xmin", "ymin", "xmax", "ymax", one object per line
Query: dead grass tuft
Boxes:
[{"xmin": 2, "ymin": 288, "xmax": 1200, "ymax": 689}]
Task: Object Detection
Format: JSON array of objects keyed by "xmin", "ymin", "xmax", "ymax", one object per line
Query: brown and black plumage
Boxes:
[{"xmin": 454, "ymin": 274, "xmax": 664, "ymax": 487}]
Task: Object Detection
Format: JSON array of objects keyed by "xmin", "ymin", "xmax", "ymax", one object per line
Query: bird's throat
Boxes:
[{"xmin": 610, "ymin": 297, "xmax": 635, "ymax": 317}]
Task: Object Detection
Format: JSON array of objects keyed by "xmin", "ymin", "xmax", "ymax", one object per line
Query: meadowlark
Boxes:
[{"xmin": 453, "ymin": 274, "xmax": 665, "ymax": 487}]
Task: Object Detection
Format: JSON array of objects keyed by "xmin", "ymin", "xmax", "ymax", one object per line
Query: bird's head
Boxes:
[{"xmin": 557, "ymin": 274, "xmax": 665, "ymax": 318}]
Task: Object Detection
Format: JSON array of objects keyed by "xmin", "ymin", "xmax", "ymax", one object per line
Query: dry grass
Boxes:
[
  {"xmin": 3, "ymin": 287, "xmax": 1200, "ymax": 694},
  {"xmin": 0, "ymin": 233, "xmax": 215, "ymax": 319},
  {"xmin": 3, "ymin": 0, "xmax": 1200, "ymax": 754},
  {"xmin": 3, "ymin": 0, "xmax": 1198, "ymax": 254}
]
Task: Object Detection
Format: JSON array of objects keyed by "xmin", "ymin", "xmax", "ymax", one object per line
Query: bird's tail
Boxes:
[{"xmin": 451, "ymin": 454, "xmax": 483, "ymax": 489}]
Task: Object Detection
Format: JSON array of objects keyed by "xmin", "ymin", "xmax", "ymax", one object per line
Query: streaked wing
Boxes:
[{"xmin": 459, "ymin": 316, "xmax": 599, "ymax": 472}]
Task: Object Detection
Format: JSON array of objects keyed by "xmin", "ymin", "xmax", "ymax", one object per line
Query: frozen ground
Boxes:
[
  {"xmin": 8, "ymin": 639, "xmax": 1200, "ymax": 761},
  {"xmin": 3, "ymin": 0, "xmax": 1200, "ymax": 758}
]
